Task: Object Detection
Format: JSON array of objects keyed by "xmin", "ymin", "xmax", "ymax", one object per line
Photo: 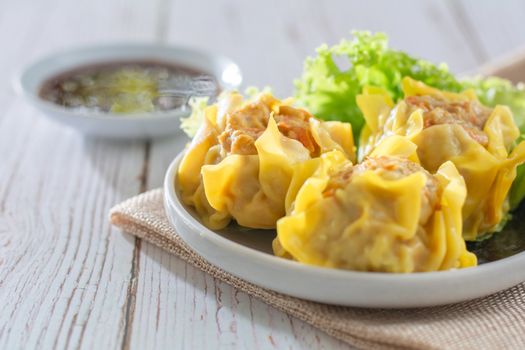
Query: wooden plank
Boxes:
[
  {"xmin": 130, "ymin": 238, "xmax": 349, "ymax": 350},
  {"xmin": 0, "ymin": 0, "xmax": 160, "ymax": 349}
]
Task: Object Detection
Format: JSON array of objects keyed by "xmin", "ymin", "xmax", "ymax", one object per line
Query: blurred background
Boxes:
[{"xmin": 3, "ymin": 0, "xmax": 523, "ymax": 98}]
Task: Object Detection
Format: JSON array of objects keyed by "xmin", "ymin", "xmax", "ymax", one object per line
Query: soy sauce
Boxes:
[{"xmin": 39, "ymin": 60, "xmax": 219, "ymax": 114}]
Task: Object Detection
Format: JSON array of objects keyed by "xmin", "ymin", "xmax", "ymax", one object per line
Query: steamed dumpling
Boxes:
[
  {"xmin": 357, "ymin": 77, "xmax": 525, "ymax": 240},
  {"xmin": 177, "ymin": 92, "xmax": 355, "ymax": 229},
  {"xmin": 274, "ymin": 137, "xmax": 476, "ymax": 272}
]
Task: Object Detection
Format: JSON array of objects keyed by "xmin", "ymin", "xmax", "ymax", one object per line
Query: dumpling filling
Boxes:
[
  {"xmin": 405, "ymin": 95, "xmax": 492, "ymax": 146},
  {"xmin": 218, "ymin": 97, "xmax": 319, "ymax": 156}
]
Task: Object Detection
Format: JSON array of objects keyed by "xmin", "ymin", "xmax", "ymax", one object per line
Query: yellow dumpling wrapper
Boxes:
[
  {"xmin": 275, "ymin": 142, "xmax": 476, "ymax": 273},
  {"xmin": 358, "ymin": 77, "xmax": 525, "ymax": 240},
  {"xmin": 201, "ymin": 117, "xmax": 309, "ymax": 228},
  {"xmin": 177, "ymin": 91, "xmax": 355, "ymax": 229}
]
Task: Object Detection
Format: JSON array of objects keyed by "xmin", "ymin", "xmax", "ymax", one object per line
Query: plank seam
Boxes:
[
  {"xmin": 446, "ymin": 0, "xmax": 489, "ymax": 64},
  {"xmin": 121, "ymin": 141, "xmax": 150, "ymax": 350}
]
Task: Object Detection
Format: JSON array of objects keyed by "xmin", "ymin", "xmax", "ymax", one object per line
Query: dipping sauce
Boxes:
[{"xmin": 39, "ymin": 61, "xmax": 219, "ymax": 114}]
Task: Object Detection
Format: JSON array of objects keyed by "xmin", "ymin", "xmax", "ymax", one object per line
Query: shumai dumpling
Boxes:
[
  {"xmin": 177, "ymin": 92, "xmax": 355, "ymax": 230},
  {"xmin": 357, "ymin": 77, "xmax": 525, "ymax": 240},
  {"xmin": 274, "ymin": 137, "xmax": 477, "ymax": 272}
]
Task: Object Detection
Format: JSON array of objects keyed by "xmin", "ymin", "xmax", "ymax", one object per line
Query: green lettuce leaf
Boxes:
[
  {"xmin": 294, "ymin": 31, "xmax": 463, "ymax": 141},
  {"xmin": 510, "ymin": 162, "xmax": 525, "ymax": 209}
]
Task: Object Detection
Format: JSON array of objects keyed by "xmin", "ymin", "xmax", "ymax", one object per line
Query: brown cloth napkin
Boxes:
[{"xmin": 110, "ymin": 188, "xmax": 525, "ymax": 350}]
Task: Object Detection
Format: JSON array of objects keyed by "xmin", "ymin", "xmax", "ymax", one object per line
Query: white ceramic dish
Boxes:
[
  {"xmin": 14, "ymin": 44, "xmax": 242, "ymax": 139},
  {"xmin": 164, "ymin": 152, "xmax": 525, "ymax": 308}
]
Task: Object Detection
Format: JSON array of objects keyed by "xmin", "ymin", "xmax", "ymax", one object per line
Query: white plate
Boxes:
[
  {"xmin": 164, "ymin": 153, "xmax": 525, "ymax": 308},
  {"xmin": 14, "ymin": 44, "xmax": 242, "ymax": 139}
]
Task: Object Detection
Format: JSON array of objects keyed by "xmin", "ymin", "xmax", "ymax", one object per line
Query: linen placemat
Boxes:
[{"xmin": 110, "ymin": 188, "xmax": 525, "ymax": 350}]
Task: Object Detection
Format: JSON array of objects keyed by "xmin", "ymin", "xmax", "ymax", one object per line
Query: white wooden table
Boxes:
[{"xmin": 1, "ymin": 1, "xmax": 525, "ymax": 349}]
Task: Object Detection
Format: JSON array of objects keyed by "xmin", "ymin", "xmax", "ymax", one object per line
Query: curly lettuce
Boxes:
[
  {"xmin": 294, "ymin": 31, "xmax": 463, "ymax": 141},
  {"xmin": 294, "ymin": 30, "xmax": 525, "ymax": 209}
]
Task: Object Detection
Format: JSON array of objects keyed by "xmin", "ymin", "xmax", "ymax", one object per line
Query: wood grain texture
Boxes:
[
  {"xmin": 1, "ymin": 1, "xmax": 525, "ymax": 349},
  {"xmin": 0, "ymin": 0, "xmax": 157, "ymax": 349}
]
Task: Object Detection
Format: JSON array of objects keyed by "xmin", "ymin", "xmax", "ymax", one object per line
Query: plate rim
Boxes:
[{"xmin": 164, "ymin": 151, "xmax": 525, "ymax": 307}]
